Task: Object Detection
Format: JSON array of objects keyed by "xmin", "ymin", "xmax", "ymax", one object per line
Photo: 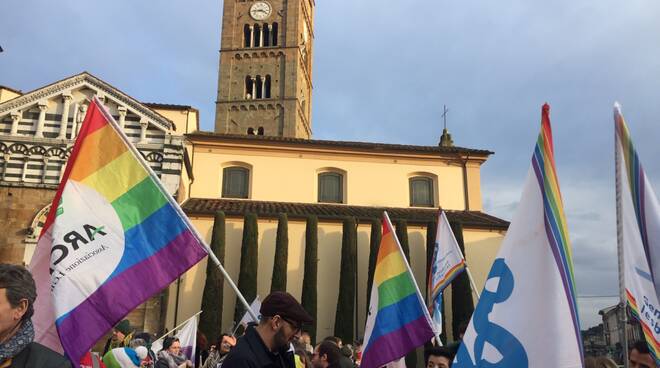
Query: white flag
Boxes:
[
  {"xmin": 453, "ymin": 104, "xmax": 583, "ymax": 367},
  {"xmin": 151, "ymin": 314, "xmax": 198, "ymax": 366},
  {"xmin": 238, "ymin": 296, "xmax": 262, "ymax": 327},
  {"xmin": 428, "ymin": 210, "xmax": 466, "ymax": 338},
  {"xmin": 615, "ymin": 103, "xmax": 660, "ymax": 363}
]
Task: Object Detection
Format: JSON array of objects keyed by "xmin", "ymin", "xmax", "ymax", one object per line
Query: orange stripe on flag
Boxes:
[
  {"xmin": 69, "ymin": 124, "xmax": 127, "ymax": 182},
  {"xmin": 376, "ymin": 231, "xmax": 399, "ymax": 263}
]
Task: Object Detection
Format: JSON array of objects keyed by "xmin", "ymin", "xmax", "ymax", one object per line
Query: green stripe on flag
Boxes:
[
  {"xmin": 377, "ymin": 271, "xmax": 417, "ymax": 310},
  {"xmin": 111, "ymin": 177, "xmax": 168, "ymax": 231}
]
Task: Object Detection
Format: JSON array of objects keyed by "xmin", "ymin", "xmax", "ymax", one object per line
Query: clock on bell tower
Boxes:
[{"xmin": 214, "ymin": 0, "xmax": 314, "ymax": 139}]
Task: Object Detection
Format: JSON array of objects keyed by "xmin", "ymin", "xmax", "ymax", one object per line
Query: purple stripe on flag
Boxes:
[
  {"xmin": 56, "ymin": 230, "xmax": 206, "ymax": 363},
  {"xmin": 182, "ymin": 346, "xmax": 193, "ymax": 361},
  {"xmin": 361, "ymin": 316, "xmax": 434, "ymax": 368}
]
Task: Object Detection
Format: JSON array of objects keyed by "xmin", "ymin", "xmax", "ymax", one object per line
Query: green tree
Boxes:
[
  {"xmin": 334, "ymin": 217, "xmax": 357, "ymax": 344},
  {"xmin": 301, "ymin": 215, "xmax": 318, "ymax": 342},
  {"xmin": 450, "ymin": 220, "xmax": 474, "ymax": 339},
  {"xmin": 394, "ymin": 219, "xmax": 416, "ymax": 367},
  {"xmin": 270, "ymin": 213, "xmax": 288, "ymax": 292},
  {"xmin": 366, "ymin": 217, "xmax": 382, "ymax": 314},
  {"xmin": 199, "ymin": 211, "xmax": 226, "ymax": 343},
  {"xmin": 234, "ymin": 213, "xmax": 259, "ymax": 324}
]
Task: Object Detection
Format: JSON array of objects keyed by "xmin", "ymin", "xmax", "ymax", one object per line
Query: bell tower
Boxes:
[{"xmin": 214, "ymin": 0, "xmax": 314, "ymax": 139}]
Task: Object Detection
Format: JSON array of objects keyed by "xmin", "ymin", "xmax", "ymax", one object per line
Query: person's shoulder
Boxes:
[
  {"xmin": 221, "ymin": 347, "xmax": 258, "ymax": 368},
  {"xmin": 17, "ymin": 342, "xmax": 70, "ymax": 367}
]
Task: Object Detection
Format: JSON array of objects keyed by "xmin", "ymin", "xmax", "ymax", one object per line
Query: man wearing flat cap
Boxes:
[{"xmin": 223, "ymin": 291, "xmax": 313, "ymax": 368}]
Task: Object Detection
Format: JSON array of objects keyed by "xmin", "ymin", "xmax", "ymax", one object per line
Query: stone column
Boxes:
[
  {"xmin": 9, "ymin": 112, "xmax": 21, "ymax": 135},
  {"xmin": 139, "ymin": 119, "xmax": 149, "ymax": 143},
  {"xmin": 259, "ymin": 26, "xmax": 264, "ymax": 47},
  {"xmin": 35, "ymin": 102, "xmax": 48, "ymax": 138},
  {"xmin": 249, "ymin": 26, "xmax": 254, "ymax": 48},
  {"xmin": 41, "ymin": 156, "xmax": 49, "ymax": 183},
  {"xmin": 261, "ymin": 77, "xmax": 266, "ymax": 98},
  {"xmin": 118, "ymin": 106, "xmax": 128, "ymax": 130},
  {"xmin": 58, "ymin": 94, "xmax": 72, "ymax": 139},
  {"xmin": 21, "ymin": 156, "xmax": 30, "ymax": 182},
  {"xmin": 252, "ymin": 77, "xmax": 257, "ymax": 99}
]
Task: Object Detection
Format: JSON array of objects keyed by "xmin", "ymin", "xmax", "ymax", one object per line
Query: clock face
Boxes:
[{"xmin": 250, "ymin": 2, "xmax": 272, "ymax": 21}]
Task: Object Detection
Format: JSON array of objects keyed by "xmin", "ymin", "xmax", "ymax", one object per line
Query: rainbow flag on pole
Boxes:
[
  {"xmin": 361, "ymin": 212, "xmax": 435, "ymax": 368},
  {"xmin": 453, "ymin": 104, "xmax": 583, "ymax": 367},
  {"xmin": 615, "ymin": 103, "xmax": 660, "ymax": 363},
  {"xmin": 29, "ymin": 97, "xmax": 208, "ymax": 363}
]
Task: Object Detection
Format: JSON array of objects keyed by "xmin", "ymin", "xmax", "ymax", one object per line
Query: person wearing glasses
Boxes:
[{"xmin": 223, "ymin": 292, "xmax": 313, "ymax": 368}]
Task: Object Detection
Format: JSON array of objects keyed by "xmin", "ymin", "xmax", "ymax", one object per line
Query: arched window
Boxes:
[
  {"xmin": 253, "ymin": 24, "xmax": 261, "ymax": 48},
  {"xmin": 245, "ymin": 76, "xmax": 254, "ymax": 99},
  {"xmin": 222, "ymin": 166, "xmax": 250, "ymax": 198},
  {"xmin": 318, "ymin": 172, "xmax": 344, "ymax": 203},
  {"xmin": 247, "ymin": 127, "xmax": 255, "ymax": 135},
  {"xmin": 263, "ymin": 23, "xmax": 271, "ymax": 47},
  {"xmin": 271, "ymin": 22, "xmax": 278, "ymax": 46},
  {"xmin": 255, "ymin": 75, "xmax": 263, "ymax": 99},
  {"xmin": 244, "ymin": 24, "xmax": 251, "ymax": 47},
  {"xmin": 257, "ymin": 127, "xmax": 264, "ymax": 135},
  {"xmin": 264, "ymin": 75, "xmax": 271, "ymax": 98},
  {"xmin": 409, "ymin": 176, "xmax": 434, "ymax": 207}
]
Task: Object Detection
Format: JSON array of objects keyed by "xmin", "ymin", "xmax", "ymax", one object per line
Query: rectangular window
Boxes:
[
  {"xmin": 318, "ymin": 172, "xmax": 343, "ymax": 203},
  {"xmin": 222, "ymin": 167, "xmax": 249, "ymax": 198},
  {"xmin": 410, "ymin": 177, "xmax": 434, "ymax": 207}
]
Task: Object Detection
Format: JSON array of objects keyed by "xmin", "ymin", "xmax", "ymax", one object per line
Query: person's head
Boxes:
[
  {"xmin": 163, "ymin": 336, "xmax": 181, "ymax": 355},
  {"xmin": 425, "ymin": 346, "xmax": 454, "ymax": 368},
  {"xmin": 217, "ymin": 333, "xmax": 236, "ymax": 355},
  {"xmin": 312, "ymin": 341, "xmax": 341, "ymax": 368},
  {"xmin": 630, "ymin": 340, "xmax": 655, "ymax": 368},
  {"xmin": 258, "ymin": 291, "xmax": 314, "ymax": 351},
  {"xmin": 296, "ymin": 349, "xmax": 311, "ymax": 368},
  {"xmin": 301, "ymin": 331, "xmax": 312, "ymax": 345},
  {"xmin": 0, "ymin": 264, "xmax": 36, "ymax": 339},
  {"xmin": 113, "ymin": 319, "xmax": 131, "ymax": 342},
  {"xmin": 322, "ymin": 336, "xmax": 342, "ymax": 348}
]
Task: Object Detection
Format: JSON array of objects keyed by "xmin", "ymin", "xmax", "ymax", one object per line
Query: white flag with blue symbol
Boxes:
[{"xmin": 453, "ymin": 105, "xmax": 583, "ymax": 367}]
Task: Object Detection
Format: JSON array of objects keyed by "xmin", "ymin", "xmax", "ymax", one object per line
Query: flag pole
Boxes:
[
  {"xmin": 464, "ymin": 267, "xmax": 481, "ymax": 301},
  {"xmin": 95, "ymin": 97, "xmax": 259, "ymax": 324},
  {"xmin": 614, "ymin": 104, "xmax": 629, "ymax": 367},
  {"xmin": 155, "ymin": 311, "xmax": 202, "ymax": 342}
]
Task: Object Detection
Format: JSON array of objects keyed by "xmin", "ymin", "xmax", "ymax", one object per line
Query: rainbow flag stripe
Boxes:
[
  {"xmin": 429, "ymin": 259, "xmax": 465, "ymax": 302},
  {"xmin": 361, "ymin": 213, "xmax": 435, "ymax": 368},
  {"xmin": 626, "ymin": 290, "xmax": 660, "ymax": 361},
  {"xmin": 38, "ymin": 98, "xmax": 207, "ymax": 362},
  {"xmin": 530, "ymin": 104, "xmax": 583, "ymax": 362}
]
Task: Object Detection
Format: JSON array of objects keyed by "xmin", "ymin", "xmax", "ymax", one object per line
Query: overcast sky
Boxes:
[{"xmin": 3, "ymin": 0, "xmax": 660, "ymax": 329}]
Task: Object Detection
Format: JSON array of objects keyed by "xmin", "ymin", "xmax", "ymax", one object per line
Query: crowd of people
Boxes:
[{"xmin": 0, "ymin": 264, "xmax": 658, "ymax": 368}]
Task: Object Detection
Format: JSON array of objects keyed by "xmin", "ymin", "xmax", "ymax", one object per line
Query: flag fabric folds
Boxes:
[
  {"xmin": 238, "ymin": 296, "xmax": 262, "ymax": 327},
  {"xmin": 428, "ymin": 210, "xmax": 466, "ymax": 338},
  {"xmin": 361, "ymin": 212, "xmax": 436, "ymax": 368},
  {"xmin": 29, "ymin": 97, "xmax": 208, "ymax": 363},
  {"xmin": 151, "ymin": 313, "xmax": 199, "ymax": 362},
  {"xmin": 453, "ymin": 104, "xmax": 583, "ymax": 367},
  {"xmin": 615, "ymin": 103, "xmax": 660, "ymax": 363}
]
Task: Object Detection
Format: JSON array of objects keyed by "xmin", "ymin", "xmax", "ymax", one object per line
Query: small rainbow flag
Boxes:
[
  {"xmin": 615, "ymin": 103, "xmax": 660, "ymax": 364},
  {"xmin": 29, "ymin": 98, "xmax": 208, "ymax": 363},
  {"xmin": 361, "ymin": 212, "xmax": 435, "ymax": 368}
]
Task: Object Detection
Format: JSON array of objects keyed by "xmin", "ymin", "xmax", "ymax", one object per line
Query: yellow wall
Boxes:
[
  {"xmin": 167, "ymin": 216, "xmax": 503, "ymax": 340},
  {"xmin": 151, "ymin": 107, "xmax": 199, "ymax": 135},
  {"xmin": 0, "ymin": 87, "xmax": 21, "ymax": 103},
  {"xmin": 189, "ymin": 144, "xmax": 477, "ymax": 210}
]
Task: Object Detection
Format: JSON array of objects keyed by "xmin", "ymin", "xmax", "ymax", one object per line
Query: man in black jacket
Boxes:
[
  {"xmin": 0, "ymin": 264, "xmax": 69, "ymax": 367},
  {"xmin": 223, "ymin": 291, "xmax": 313, "ymax": 368}
]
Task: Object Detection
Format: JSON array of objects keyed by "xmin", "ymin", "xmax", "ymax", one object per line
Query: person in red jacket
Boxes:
[{"xmin": 80, "ymin": 351, "xmax": 107, "ymax": 368}]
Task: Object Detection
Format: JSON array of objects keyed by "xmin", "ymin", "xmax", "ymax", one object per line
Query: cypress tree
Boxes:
[
  {"xmin": 334, "ymin": 217, "xmax": 357, "ymax": 344},
  {"xmin": 270, "ymin": 213, "xmax": 288, "ymax": 292},
  {"xmin": 199, "ymin": 211, "xmax": 226, "ymax": 343},
  {"xmin": 425, "ymin": 220, "xmax": 437, "ymax": 293},
  {"xmin": 450, "ymin": 221, "xmax": 474, "ymax": 339},
  {"xmin": 234, "ymin": 213, "xmax": 259, "ymax": 324},
  {"xmin": 394, "ymin": 219, "xmax": 416, "ymax": 368},
  {"xmin": 301, "ymin": 215, "xmax": 318, "ymax": 342},
  {"xmin": 366, "ymin": 217, "xmax": 382, "ymax": 313}
]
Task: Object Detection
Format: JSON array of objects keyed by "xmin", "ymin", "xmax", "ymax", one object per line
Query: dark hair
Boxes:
[
  {"xmin": 322, "ymin": 336, "xmax": 341, "ymax": 345},
  {"xmin": 317, "ymin": 341, "xmax": 341, "ymax": 365},
  {"xmin": 0, "ymin": 264, "xmax": 36, "ymax": 321},
  {"xmin": 162, "ymin": 336, "xmax": 179, "ymax": 351},
  {"xmin": 631, "ymin": 340, "xmax": 651, "ymax": 355},
  {"xmin": 425, "ymin": 346, "xmax": 455, "ymax": 365}
]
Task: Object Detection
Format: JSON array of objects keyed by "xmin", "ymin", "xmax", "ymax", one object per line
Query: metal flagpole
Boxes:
[
  {"xmin": 155, "ymin": 310, "xmax": 203, "ymax": 342},
  {"xmin": 614, "ymin": 113, "xmax": 629, "ymax": 367}
]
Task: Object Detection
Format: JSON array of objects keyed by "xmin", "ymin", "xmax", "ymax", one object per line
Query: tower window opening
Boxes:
[
  {"xmin": 265, "ymin": 75, "xmax": 272, "ymax": 98},
  {"xmin": 263, "ymin": 23, "xmax": 271, "ymax": 47},
  {"xmin": 256, "ymin": 75, "xmax": 263, "ymax": 99},
  {"xmin": 244, "ymin": 24, "xmax": 251, "ymax": 47},
  {"xmin": 245, "ymin": 76, "xmax": 254, "ymax": 99},
  {"xmin": 247, "ymin": 127, "xmax": 255, "ymax": 135},
  {"xmin": 253, "ymin": 24, "xmax": 261, "ymax": 48},
  {"xmin": 257, "ymin": 127, "xmax": 264, "ymax": 135},
  {"xmin": 271, "ymin": 22, "xmax": 278, "ymax": 46}
]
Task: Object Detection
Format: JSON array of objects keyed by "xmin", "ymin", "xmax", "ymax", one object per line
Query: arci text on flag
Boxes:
[
  {"xmin": 615, "ymin": 103, "xmax": 660, "ymax": 363},
  {"xmin": 453, "ymin": 104, "xmax": 583, "ymax": 368},
  {"xmin": 428, "ymin": 210, "xmax": 466, "ymax": 339},
  {"xmin": 361, "ymin": 212, "xmax": 436, "ymax": 368},
  {"xmin": 29, "ymin": 98, "xmax": 208, "ymax": 363}
]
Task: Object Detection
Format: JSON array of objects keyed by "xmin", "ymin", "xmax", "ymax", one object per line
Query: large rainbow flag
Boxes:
[
  {"xmin": 29, "ymin": 98, "xmax": 208, "ymax": 363},
  {"xmin": 361, "ymin": 212, "xmax": 435, "ymax": 368},
  {"xmin": 615, "ymin": 103, "xmax": 660, "ymax": 364},
  {"xmin": 453, "ymin": 104, "xmax": 583, "ymax": 367}
]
